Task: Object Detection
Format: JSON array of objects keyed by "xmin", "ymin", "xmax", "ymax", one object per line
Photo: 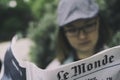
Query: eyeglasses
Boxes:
[{"xmin": 64, "ymin": 21, "xmax": 97, "ymax": 37}]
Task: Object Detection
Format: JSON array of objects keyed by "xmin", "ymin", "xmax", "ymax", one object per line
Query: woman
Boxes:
[{"xmin": 46, "ymin": 0, "xmax": 112, "ymax": 69}]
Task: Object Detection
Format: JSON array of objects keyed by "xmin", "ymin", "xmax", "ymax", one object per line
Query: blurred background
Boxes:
[{"xmin": 0, "ymin": 0, "xmax": 120, "ymax": 69}]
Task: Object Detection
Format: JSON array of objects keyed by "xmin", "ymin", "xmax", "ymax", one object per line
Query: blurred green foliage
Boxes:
[
  {"xmin": 27, "ymin": 0, "xmax": 59, "ymax": 68},
  {"xmin": 28, "ymin": 0, "xmax": 58, "ymax": 19},
  {"xmin": 0, "ymin": 0, "xmax": 33, "ymax": 41},
  {"xmin": 109, "ymin": 31, "xmax": 120, "ymax": 47},
  {"xmin": 28, "ymin": 14, "xmax": 58, "ymax": 68},
  {"xmin": 106, "ymin": 0, "xmax": 120, "ymax": 31},
  {"xmin": 96, "ymin": 0, "xmax": 107, "ymax": 10}
]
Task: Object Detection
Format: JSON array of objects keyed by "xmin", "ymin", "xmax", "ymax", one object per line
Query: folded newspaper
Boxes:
[{"xmin": 0, "ymin": 36, "xmax": 120, "ymax": 80}]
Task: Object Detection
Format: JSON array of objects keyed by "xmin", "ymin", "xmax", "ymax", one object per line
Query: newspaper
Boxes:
[{"xmin": 0, "ymin": 36, "xmax": 120, "ymax": 80}]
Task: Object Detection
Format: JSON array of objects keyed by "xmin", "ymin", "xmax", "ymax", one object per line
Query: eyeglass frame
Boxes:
[{"xmin": 63, "ymin": 18, "xmax": 99, "ymax": 37}]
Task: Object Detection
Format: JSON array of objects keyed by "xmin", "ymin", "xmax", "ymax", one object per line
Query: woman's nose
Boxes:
[{"xmin": 77, "ymin": 30, "xmax": 87, "ymax": 40}]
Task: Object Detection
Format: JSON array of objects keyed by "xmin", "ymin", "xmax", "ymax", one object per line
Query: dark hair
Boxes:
[{"xmin": 55, "ymin": 13, "xmax": 112, "ymax": 63}]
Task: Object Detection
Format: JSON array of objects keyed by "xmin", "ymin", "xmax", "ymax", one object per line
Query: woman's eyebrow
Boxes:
[{"xmin": 85, "ymin": 19, "xmax": 96, "ymax": 24}]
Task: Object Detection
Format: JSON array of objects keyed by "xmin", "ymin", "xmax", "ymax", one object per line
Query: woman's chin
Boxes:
[{"xmin": 77, "ymin": 47, "xmax": 93, "ymax": 53}]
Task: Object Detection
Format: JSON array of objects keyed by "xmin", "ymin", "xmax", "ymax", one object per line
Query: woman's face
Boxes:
[{"xmin": 63, "ymin": 17, "xmax": 99, "ymax": 53}]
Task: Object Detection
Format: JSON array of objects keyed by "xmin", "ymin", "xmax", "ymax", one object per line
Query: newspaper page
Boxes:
[
  {"xmin": 41, "ymin": 45, "xmax": 120, "ymax": 80},
  {"xmin": 0, "ymin": 36, "xmax": 120, "ymax": 80}
]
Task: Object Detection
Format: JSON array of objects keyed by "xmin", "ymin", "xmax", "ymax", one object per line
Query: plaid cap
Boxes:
[{"xmin": 57, "ymin": 0, "xmax": 99, "ymax": 27}]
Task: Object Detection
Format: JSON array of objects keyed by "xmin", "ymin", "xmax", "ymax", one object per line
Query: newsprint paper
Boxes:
[{"xmin": 0, "ymin": 36, "xmax": 120, "ymax": 80}]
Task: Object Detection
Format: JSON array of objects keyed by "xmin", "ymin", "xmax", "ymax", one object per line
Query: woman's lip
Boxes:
[{"xmin": 78, "ymin": 41, "xmax": 90, "ymax": 45}]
